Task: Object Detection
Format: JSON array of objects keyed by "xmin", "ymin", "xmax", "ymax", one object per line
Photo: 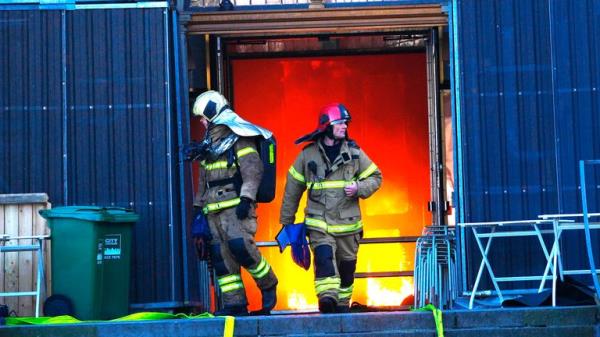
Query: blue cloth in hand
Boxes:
[{"xmin": 276, "ymin": 223, "xmax": 311, "ymax": 270}]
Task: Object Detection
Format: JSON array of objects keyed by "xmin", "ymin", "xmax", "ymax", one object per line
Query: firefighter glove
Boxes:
[
  {"xmin": 194, "ymin": 236, "xmax": 209, "ymax": 261},
  {"xmin": 236, "ymin": 196, "xmax": 252, "ymax": 220},
  {"xmin": 191, "ymin": 210, "xmax": 211, "ymax": 261}
]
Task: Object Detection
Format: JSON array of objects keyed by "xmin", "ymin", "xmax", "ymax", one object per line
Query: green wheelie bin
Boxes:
[{"xmin": 39, "ymin": 206, "xmax": 138, "ymax": 320}]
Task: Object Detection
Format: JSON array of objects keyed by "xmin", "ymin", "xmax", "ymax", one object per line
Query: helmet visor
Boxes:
[{"xmin": 330, "ymin": 118, "xmax": 349, "ymax": 125}]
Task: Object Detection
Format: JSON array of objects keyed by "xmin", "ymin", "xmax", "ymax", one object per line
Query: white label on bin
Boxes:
[
  {"xmin": 103, "ymin": 234, "xmax": 122, "ymax": 260},
  {"xmin": 97, "ymin": 240, "xmax": 103, "ymax": 265}
]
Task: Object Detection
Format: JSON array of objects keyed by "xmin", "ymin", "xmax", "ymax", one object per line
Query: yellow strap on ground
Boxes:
[
  {"xmin": 223, "ymin": 315, "xmax": 235, "ymax": 337},
  {"xmin": 412, "ymin": 304, "xmax": 444, "ymax": 337}
]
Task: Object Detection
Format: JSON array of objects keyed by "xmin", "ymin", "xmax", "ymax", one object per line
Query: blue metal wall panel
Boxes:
[
  {"xmin": 0, "ymin": 8, "xmax": 191, "ymax": 309},
  {"xmin": 456, "ymin": 0, "xmax": 600, "ymax": 292},
  {"xmin": 549, "ymin": 0, "xmax": 600, "ymax": 276},
  {"xmin": 0, "ymin": 11, "xmax": 64, "ymax": 202},
  {"xmin": 551, "ymin": 0, "xmax": 600, "ymax": 214},
  {"xmin": 64, "ymin": 8, "xmax": 182, "ymax": 306},
  {"xmin": 458, "ymin": 0, "xmax": 556, "ymax": 222}
]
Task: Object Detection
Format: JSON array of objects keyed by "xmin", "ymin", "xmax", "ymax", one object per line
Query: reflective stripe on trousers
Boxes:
[
  {"xmin": 305, "ymin": 217, "xmax": 363, "ymax": 234},
  {"xmin": 338, "ymin": 285, "xmax": 354, "ymax": 301},
  {"xmin": 247, "ymin": 256, "xmax": 271, "ymax": 279},
  {"xmin": 218, "ymin": 274, "xmax": 244, "ymax": 293},
  {"xmin": 315, "ymin": 276, "xmax": 341, "ymax": 295}
]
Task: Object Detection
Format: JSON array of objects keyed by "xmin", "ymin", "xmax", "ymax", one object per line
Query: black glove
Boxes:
[
  {"xmin": 194, "ymin": 236, "xmax": 209, "ymax": 261},
  {"xmin": 235, "ymin": 196, "xmax": 253, "ymax": 220},
  {"xmin": 191, "ymin": 208, "xmax": 211, "ymax": 261}
]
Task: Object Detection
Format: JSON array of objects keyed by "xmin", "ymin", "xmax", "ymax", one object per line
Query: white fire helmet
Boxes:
[{"xmin": 192, "ymin": 90, "xmax": 229, "ymax": 122}]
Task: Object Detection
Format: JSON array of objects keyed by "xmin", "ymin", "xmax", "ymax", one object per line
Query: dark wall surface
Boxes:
[
  {"xmin": 456, "ymin": 0, "xmax": 600, "ymax": 291},
  {"xmin": 0, "ymin": 8, "xmax": 191, "ymax": 309}
]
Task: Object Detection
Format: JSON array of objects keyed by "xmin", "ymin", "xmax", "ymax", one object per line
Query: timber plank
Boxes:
[
  {"xmin": 4, "ymin": 205, "xmax": 19, "ymax": 313},
  {"xmin": 33, "ymin": 202, "xmax": 51, "ymax": 302},
  {"xmin": 0, "ymin": 194, "xmax": 48, "ymax": 205},
  {"xmin": 18, "ymin": 205, "xmax": 34, "ymax": 316}
]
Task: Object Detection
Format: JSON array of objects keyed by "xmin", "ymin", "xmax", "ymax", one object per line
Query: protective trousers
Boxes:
[
  {"xmin": 308, "ymin": 230, "xmax": 360, "ymax": 309},
  {"xmin": 208, "ymin": 206, "xmax": 278, "ymax": 309}
]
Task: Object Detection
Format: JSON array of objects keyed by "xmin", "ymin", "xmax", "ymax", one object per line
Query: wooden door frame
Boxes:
[{"xmin": 187, "ymin": 4, "xmax": 447, "ymax": 37}]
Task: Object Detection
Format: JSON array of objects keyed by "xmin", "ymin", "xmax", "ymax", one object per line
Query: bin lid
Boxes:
[{"xmin": 39, "ymin": 206, "xmax": 139, "ymax": 223}]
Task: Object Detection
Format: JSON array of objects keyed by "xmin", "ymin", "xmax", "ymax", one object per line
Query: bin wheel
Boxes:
[{"xmin": 43, "ymin": 294, "xmax": 74, "ymax": 317}]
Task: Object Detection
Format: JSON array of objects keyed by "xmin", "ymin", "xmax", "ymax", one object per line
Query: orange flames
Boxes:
[
  {"xmin": 228, "ymin": 52, "xmax": 429, "ymax": 312},
  {"xmin": 287, "ymin": 290, "xmax": 318, "ymax": 311},
  {"xmin": 366, "ymin": 278, "xmax": 414, "ymax": 307}
]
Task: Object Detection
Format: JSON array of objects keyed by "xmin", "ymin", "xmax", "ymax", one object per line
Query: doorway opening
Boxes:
[{"xmin": 188, "ymin": 30, "xmax": 453, "ymax": 312}]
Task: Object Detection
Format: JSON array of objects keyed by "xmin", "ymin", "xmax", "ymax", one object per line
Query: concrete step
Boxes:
[
  {"xmin": 444, "ymin": 305, "xmax": 599, "ymax": 329},
  {"xmin": 445, "ymin": 325, "xmax": 598, "ymax": 337},
  {"xmin": 0, "ymin": 305, "xmax": 598, "ymax": 337}
]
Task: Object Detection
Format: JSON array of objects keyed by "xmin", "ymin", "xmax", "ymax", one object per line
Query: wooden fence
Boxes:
[{"xmin": 0, "ymin": 193, "xmax": 51, "ymax": 317}]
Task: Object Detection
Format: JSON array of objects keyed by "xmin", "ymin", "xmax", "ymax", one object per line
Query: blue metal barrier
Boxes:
[{"xmin": 579, "ymin": 159, "xmax": 600, "ymax": 299}]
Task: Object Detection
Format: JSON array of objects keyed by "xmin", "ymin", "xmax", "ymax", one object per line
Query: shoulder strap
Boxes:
[{"xmin": 347, "ymin": 139, "xmax": 360, "ymax": 149}]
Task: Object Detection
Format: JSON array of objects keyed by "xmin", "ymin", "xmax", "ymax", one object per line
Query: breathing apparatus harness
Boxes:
[{"xmin": 306, "ymin": 137, "xmax": 360, "ymax": 205}]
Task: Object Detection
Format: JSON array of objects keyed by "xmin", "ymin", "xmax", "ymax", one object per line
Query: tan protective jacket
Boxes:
[
  {"xmin": 280, "ymin": 139, "xmax": 382, "ymax": 236},
  {"xmin": 193, "ymin": 125, "xmax": 263, "ymax": 213}
]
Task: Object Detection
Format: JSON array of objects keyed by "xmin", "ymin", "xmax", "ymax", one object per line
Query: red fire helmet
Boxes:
[{"xmin": 295, "ymin": 103, "xmax": 351, "ymax": 144}]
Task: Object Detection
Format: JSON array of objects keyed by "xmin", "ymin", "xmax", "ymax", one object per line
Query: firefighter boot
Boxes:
[
  {"xmin": 249, "ymin": 285, "xmax": 277, "ymax": 315},
  {"xmin": 318, "ymin": 296, "xmax": 337, "ymax": 314},
  {"xmin": 214, "ymin": 305, "xmax": 248, "ymax": 316},
  {"xmin": 336, "ymin": 304, "xmax": 350, "ymax": 313}
]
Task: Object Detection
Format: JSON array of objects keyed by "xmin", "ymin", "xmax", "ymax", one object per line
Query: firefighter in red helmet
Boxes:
[{"xmin": 280, "ymin": 103, "xmax": 382, "ymax": 313}]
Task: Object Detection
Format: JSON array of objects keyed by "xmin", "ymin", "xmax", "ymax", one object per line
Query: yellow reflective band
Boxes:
[
  {"xmin": 248, "ymin": 257, "xmax": 270, "ymax": 279},
  {"xmin": 358, "ymin": 163, "xmax": 378, "ymax": 180},
  {"xmin": 338, "ymin": 285, "xmax": 354, "ymax": 299},
  {"xmin": 218, "ymin": 274, "xmax": 244, "ymax": 293},
  {"xmin": 203, "ymin": 161, "xmax": 229, "ymax": 171},
  {"xmin": 203, "ymin": 198, "xmax": 241, "ymax": 214},
  {"xmin": 315, "ymin": 277, "xmax": 341, "ymax": 294},
  {"xmin": 305, "ymin": 218, "xmax": 363, "ymax": 234},
  {"xmin": 237, "ymin": 147, "xmax": 257, "ymax": 158},
  {"xmin": 328, "ymin": 221, "xmax": 363, "ymax": 234},
  {"xmin": 217, "ymin": 274, "xmax": 242, "ymax": 286},
  {"xmin": 307, "ymin": 180, "xmax": 350, "ymax": 190},
  {"xmin": 305, "ymin": 218, "xmax": 328, "ymax": 231},
  {"xmin": 220, "ymin": 282, "xmax": 244, "ymax": 293},
  {"xmin": 288, "ymin": 166, "xmax": 305, "ymax": 183},
  {"xmin": 268, "ymin": 143, "xmax": 275, "ymax": 164}
]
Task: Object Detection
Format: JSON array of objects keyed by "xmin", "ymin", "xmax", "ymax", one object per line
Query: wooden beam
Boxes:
[
  {"xmin": 187, "ymin": 4, "xmax": 447, "ymax": 36},
  {"xmin": 0, "ymin": 194, "xmax": 49, "ymax": 205}
]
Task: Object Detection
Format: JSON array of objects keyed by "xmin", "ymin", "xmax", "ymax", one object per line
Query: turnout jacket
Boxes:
[
  {"xmin": 193, "ymin": 125, "xmax": 263, "ymax": 213},
  {"xmin": 280, "ymin": 139, "xmax": 382, "ymax": 236}
]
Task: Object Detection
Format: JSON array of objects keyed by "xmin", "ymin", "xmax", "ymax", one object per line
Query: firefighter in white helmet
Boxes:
[
  {"xmin": 280, "ymin": 103, "xmax": 382, "ymax": 313},
  {"xmin": 192, "ymin": 90, "xmax": 278, "ymax": 316}
]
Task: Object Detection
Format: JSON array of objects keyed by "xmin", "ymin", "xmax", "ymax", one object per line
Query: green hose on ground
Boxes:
[{"xmin": 6, "ymin": 312, "xmax": 234, "ymax": 337}]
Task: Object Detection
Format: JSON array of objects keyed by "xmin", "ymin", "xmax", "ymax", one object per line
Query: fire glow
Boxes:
[
  {"xmin": 227, "ymin": 52, "xmax": 429, "ymax": 311},
  {"xmin": 366, "ymin": 279, "xmax": 414, "ymax": 307}
]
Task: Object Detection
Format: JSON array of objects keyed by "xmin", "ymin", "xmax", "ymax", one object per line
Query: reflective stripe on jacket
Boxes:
[{"xmin": 279, "ymin": 139, "xmax": 382, "ymax": 236}]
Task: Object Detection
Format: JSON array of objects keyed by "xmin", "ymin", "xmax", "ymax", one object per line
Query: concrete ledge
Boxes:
[
  {"xmin": 1, "ymin": 305, "xmax": 598, "ymax": 337},
  {"xmin": 257, "ymin": 313, "xmax": 341, "ymax": 335},
  {"xmin": 341, "ymin": 311, "xmax": 436, "ymax": 332},
  {"xmin": 445, "ymin": 325, "xmax": 597, "ymax": 337},
  {"xmin": 445, "ymin": 306, "xmax": 599, "ymax": 329}
]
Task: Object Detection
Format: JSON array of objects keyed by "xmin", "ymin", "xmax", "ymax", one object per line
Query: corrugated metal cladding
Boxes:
[
  {"xmin": 0, "ymin": 11, "xmax": 64, "ymax": 203},
  {"xmin": 0, "ymin": 8, "xmax": 195, "ymax": 309},
  {"xmin": 456, "ymin": 0, "xmax": 600, "ymax": 291}
]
